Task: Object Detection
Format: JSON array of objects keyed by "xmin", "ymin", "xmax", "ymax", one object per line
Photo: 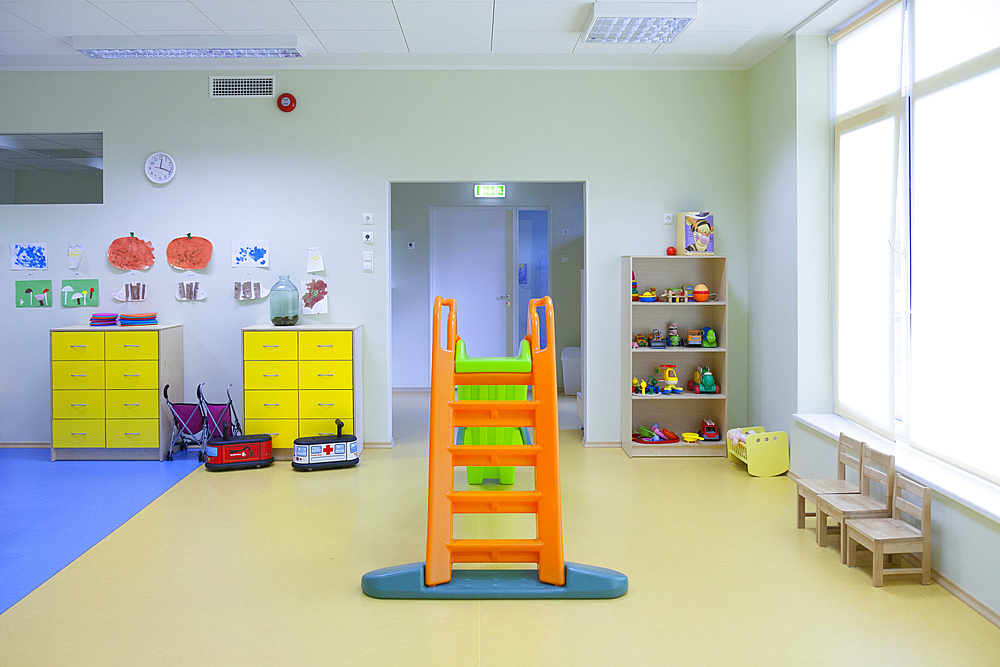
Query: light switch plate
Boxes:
[{"xmin": 362, "ymin": 251, "xmax": 374, "ymax": 272}]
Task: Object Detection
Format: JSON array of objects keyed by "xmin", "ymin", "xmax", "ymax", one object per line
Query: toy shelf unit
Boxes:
[{"xmin": 621, "ymin": 255, "xmax": 728, "ymax": 457}]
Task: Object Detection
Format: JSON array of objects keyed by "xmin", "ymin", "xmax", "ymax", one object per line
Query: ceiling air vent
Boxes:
[{"xmin": 210, "ymin": 76, "xmax": 275, "ymax": 98}]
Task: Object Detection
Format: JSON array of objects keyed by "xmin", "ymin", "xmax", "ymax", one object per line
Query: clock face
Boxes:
[{"xmin": 145, "ymin": 152, "xmax": 175, "ymax": 184}]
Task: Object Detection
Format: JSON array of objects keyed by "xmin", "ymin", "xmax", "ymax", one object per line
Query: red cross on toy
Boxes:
[{"xmin": 323, "ymin": 444, "xmax": 334, "ymax": 455}]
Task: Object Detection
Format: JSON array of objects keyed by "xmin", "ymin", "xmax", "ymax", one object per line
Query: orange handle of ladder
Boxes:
[
  {"xmin": 432, "ymin": 296, "xmax": 458, "ymax": 354},
  {"xmin": 527, "ymin": 296, "xmax": 555, "ymax": 356}
]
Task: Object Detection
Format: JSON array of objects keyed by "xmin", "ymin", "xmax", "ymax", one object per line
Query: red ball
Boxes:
[{"xmin": 666, "ymin": 246, "xmax": 676, "ymax": 256}]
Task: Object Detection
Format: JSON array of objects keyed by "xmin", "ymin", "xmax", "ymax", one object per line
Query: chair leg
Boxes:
[
  {"xmin": 872, "ymin": 543, "xmax": 885, "ymax": 587},
  {"xmin": 922, "ymin": 549, "xmax": 931, "ymax": 585},
  {"xmin": 846, "ymin": 531, "xmax": 857, "ymax": 568},
  {"xmin": 797, "ymin": 492, "xmax": 806, "ymax": 529},
  {"xmin": 817, "ymin": 507, "xmax": 828, "ymax": 546},
  {"xmin": 840, "ymin": 522, "xmax": 849, "ymax": 564}
]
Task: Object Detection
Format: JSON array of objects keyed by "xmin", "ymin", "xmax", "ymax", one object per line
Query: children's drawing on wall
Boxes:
[
  {"xmin": 11, "ymin": 243, "xmax": 47, "ymax": 270},
  {"xmin": 113, "ymin": 281, "xmax": 147, "ymax": 302},
  {"xmin": 232, "ymin": 240, "xmax": 269, "ymax": 268},
  {"xmin": 68, "ymin": 244, "xmax": 83, "ymax": 269},
  {"xmin": 677, "ymin": 212, "xmax": 714, "ymax": 256},
  {"xmin": 16, "ymin": 280, "xmax": 52, "ymax": 308},
  {"xmin": 301, "ymin": 277, "xmax": 328, "ymax": 315},
  {"xmin": 306, "ymin": 246, "xmax": 325, "ymax": 273},
  {"xmin": 234, "ymin": 280, "xmax": 269, "ymax": 301},
  {"xmin": 175, "ymin": 280, "xmax": 206, "ymax": 301},
  {"xmin": 107, "ymin": 233, "xmax": 155, "ymax": 270},
  {"xmin": 62, "ymin": 279, "xmax": 99, "ymax": 307},
  {"xmin": 167, "ymin": 234, "xmax": 213, "ymax": 270}
]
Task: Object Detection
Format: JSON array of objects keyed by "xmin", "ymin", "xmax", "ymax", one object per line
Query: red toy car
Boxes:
[{"xmin": 699, "ymin": 419, "xmax": 720, "ymax": 441}]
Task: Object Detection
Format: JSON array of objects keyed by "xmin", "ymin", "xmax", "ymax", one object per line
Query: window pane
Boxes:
[
  {"xmin": 915, "ymin": 0, "xmax": 1000, "ymax": 81},
  {"xmin": 911, "ymin": 66, "xmax": 1000, "ymax": 480},
  {"xmin": 836, "ymin": 118, "xmax": 897, "ymax": 434},
  {"xmin": 836, "ymin": 3, "xmax": 904, "ymax": 115}
]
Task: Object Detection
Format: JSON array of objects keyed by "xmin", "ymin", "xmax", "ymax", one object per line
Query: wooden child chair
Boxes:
[
  {"xmin": 816, "ymin": 446, "xmax": 895, "ymax": 563},
  {"xmin": 845, "ymin": 473, "xmax": 932, "ymax": 587},
  {"xmin": 794, "ymin": 433, "xmax": 864, "ymax": 532}
]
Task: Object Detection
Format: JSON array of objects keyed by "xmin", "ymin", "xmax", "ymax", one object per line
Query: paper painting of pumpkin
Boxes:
[
  {"xmin": 166, "ymin": 233, "xmax": 213, "ymax": 270},
  {"xmin": 107, "ymin": 233, "xmax": 155, "ymax": 270}
]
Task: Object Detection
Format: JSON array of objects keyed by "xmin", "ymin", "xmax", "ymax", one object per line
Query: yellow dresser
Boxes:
[
  {"xmin": 242, "ymin": 325, "xmax": 362, "ymax": 458},
  {"xmin": 50, "ymin": 324, "xmax": 183, "ymax": 460}
]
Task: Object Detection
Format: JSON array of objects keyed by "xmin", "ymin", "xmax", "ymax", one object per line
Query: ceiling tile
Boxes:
[
  {"xmin": 293, "ymin": 1, "xmax": 399, "ymax": 31},
  {"xmin": 405, "ymin": 29, "xmax": 492, "ymax": 53},
  {"xmin": 685, "ymin": 3, "xmax": 785, "ymax": 33},
  {"xmin": 493, "ymin": 2, "xmax": 589, "ymax": 31},
  {"xmin": 226, "ymin": 29, "xmax": 324, "ymax": 51},
  {"xmin": 0, "ymin": 2, "xmax": 130, "ymax": 35},
  {"xmin": 314, "ymin": 29, "xmax": 407, "ymax": 53},
  {"xmin": 193, "ymin": 2, "xmax": 310, "ymax": 32},
  {"xmin": 0, "ymin": 7, "xmax": 36, "ymax": 31},
  {"xmin": 658, "ymin": 30, "xmax": 757, "ymax": 54},
  {"xmin": 394, "ymin": 2, "xmax": 493, "ymax": 33},
  {"xmin": 492, "ymin": 30, "xmax": 580, "ymax": 53},
  {"xmin": 0, "ymin": 30, "xmax": 73, "ymax": 54},
  {"xmin": 91, "ymin": 2, "xmax": 220, "ymax": 32}
]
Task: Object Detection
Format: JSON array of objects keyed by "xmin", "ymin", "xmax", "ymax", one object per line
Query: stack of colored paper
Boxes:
[
  {"xmin": 119, "ymin": 312, "xmax": 158, "ymax": 326},
  {"xmin": 90, "ymin": 313, "xmax": 118, "ymax": 327}
]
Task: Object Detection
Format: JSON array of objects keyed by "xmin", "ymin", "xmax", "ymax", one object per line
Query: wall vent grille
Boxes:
[{"xmin": 210, "ymin": 76, "xmax": 275, "ymax": 98}]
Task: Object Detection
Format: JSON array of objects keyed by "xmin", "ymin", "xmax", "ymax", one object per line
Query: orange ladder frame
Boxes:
[{"xmin": 426, "ymin": 295, "xmax": 564, "ymax": 586}]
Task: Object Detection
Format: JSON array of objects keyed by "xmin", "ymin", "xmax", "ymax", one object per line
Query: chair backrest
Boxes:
[
  {"xmin": 837, "ymin": 432, "xmax": 865, "ymax": 481},
  {"xmin": 860, "ymin": 446, "xmax": 896, "ymax": 509},
  {"xmin": 892, "ymin": 473, "xmax": 931, "ymax": 530}
]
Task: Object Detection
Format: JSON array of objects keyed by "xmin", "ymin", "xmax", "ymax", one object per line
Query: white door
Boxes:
[{"xmin": 429, "ymin": 207, "xmax": 513, "ymax": 362}]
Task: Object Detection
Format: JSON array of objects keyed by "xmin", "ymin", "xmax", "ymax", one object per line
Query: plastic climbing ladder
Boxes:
[{"xmin": 362, "ymin": 296, "xmax": 628, "ymax": 599}]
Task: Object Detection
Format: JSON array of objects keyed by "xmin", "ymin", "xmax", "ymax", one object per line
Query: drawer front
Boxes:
[
  {"xmin": 51, "ymin": 331, "xmax": 104, "ymax": 361},
  {"xmin": 105, "ymin": 360, "xmax": 158, "ymax": 390},
  {"xmin": 105, "ymin": 389, "xmax": 159, "ymax": 420},
  {"xmin": 106, "ymin": 419, "xmax": 159, "ymax": 448},
  {"xmin": 299, "ymin": 418, "xmax": 354, "ymax": 438},
  {"xmin": 244, "ymin": 390, "xmax": 298, "ymax": 420},
  {"xmin": 299, "ymin": 390, "xmax": 353, "ymax": 420},
  {"xmin": 244, "ymin": 419, "xmax": 297, "ymax": 449},
  {"xmin": 244, "ymin": 331, "xmax": 297, "ymax": 361},
  {"xmin": 52, "ymin": 390, "xmax": 105, "ymax": 420},
  {"xmin": 298, "ymin": 331, "xmax": 352, "ymax": 361},
  {"xmin": 298, "ymin": 360, "xmax": 352, "ymax": 390},
  {"xmin": 52, "ymin": 419, "xmax": 106, "ymax": 448},
  {"xmin": 105, "ymin": 331, "xmax": 158, "ymax": 360},
  {"xmin": 244, "ymin": 361, "xmax": 299, "ymax": 390},
  {"xmin": 52, "ymin": 361, "xmax": 105, "ymax": 390}
]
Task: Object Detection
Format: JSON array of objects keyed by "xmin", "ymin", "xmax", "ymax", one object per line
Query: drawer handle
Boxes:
[
  {"xmin": 263, "ymin": 374, "xmax": 280, "ymax": 377},
  {"xmin": 125, "ymin": 432, "xmax": 142, "ymax": 436},
  {"xmin": 124, "ymin": 374, "xmax": 140, "ymax": 377},
  {"xmin": 70, "ymin": 374, "xmax": 87, "ymax": 377},
  {"xmin": 69, "ymin": 345, "xmax": 87, "ymax": 348},
  {"xmin": 70, "ymin": 403, "xmax": 87, "ymax": 407},
  {"xmin": 123, "ymin": 345, "xmax": 140, "ymax": 348},
  {"xmin": 124, "ymin": 403, "xmax": 140, "ymax": 406},
  {"xmin": 317, "ymin": 345, "xmax": 334, "ymax": 348},
  {"xmin": 71, "ymin": 432, "xmax": 87, "ymax": 436},
  {"xmin": 318, "ymin": 403, "xmax": 336, "ymax": 406},
  {"xmin": 262, "ymin": 345, "xmax": 280, "ymax": 348},
  {"xmin": 266, "ymin": 432, "xmax": 280, "ymax": 436},
  {"xmin": 263, "ymin": 403, "xmax": 281, "ymax": 407},
  {"xmin": 317, "ymin": 374, "xmax": 335, "ymax": 377}
]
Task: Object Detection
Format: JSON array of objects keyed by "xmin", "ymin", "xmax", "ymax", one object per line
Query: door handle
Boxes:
[{"xmin": 497, "ymin": 294, "xmax": 510, "ymax": 300}]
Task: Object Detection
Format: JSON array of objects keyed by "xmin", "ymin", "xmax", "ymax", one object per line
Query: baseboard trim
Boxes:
[
  {"xmin": 582, "ymin": 441, "xmax": 621, "ymax": 448},
  {"xmin": 933, "ymin": 570, "xmax": 1000, "ymax": 629},
  {"xmin": 364, "ymin": 442, "xmax": 393, "ymax": 449},
  {"xmin": 0, "ymin": 442, "xmax": 48, "ymax": 449}
]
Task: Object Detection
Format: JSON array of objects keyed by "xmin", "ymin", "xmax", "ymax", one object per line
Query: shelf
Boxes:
[
  {"xmin": 632, "ymin": 347, "xmax": 726, "ymax": 353},
  {"xmin": 631, "ymin": 393, "xmax": 726, "ymax": 400},
  {"xmin": 632, "ymin": 301, "xmax": 726, "ymax": 306}
]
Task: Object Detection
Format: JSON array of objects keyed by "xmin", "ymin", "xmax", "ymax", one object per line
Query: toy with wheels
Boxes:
[{"xmin": 689, "ymin": 366, "xmax": 720, "ymax": 394}]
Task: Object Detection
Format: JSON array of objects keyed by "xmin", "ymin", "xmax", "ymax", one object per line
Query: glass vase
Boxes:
[{"xmin": 269, "ymin": 275, "xmax": 299, "ymax": 326}]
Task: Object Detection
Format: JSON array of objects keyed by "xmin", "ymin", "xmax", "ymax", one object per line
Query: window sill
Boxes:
[{"xmin": 793, "ymin": 413, "xmax": 1000, "ymax": 527}]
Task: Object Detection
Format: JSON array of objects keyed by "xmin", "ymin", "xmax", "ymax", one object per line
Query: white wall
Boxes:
[
  {"xmin": 0, "ymin": 68, "xmax": 750, "ymax": 447},
  {"xmin": 389, "ymin": 182, "xmax": 584, "ymax": 389}
]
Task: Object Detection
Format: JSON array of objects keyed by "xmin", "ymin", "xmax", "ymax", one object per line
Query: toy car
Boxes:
[
  {"xmin": 649, "ymin": 329, "xmax": 667, "ymax": 348},
  {"xmin": 634, "ymin": 333, "xmax": 647, "ymax": 347},
  {"xmin": 686, "ymin": 330, "xmax": 703, "ymax": 346},
  {"xmin": 699, "ymin": 419, "xmax": 720, "ymax": 441}
]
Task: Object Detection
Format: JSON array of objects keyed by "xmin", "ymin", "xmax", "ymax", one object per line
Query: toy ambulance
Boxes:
[{"xmin": 292, "ymin": 418, "xmax": 359, "ymax": 471}]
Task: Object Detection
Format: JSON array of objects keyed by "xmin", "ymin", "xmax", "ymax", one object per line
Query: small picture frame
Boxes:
[{"xmin": 676, "ymin": 212, "xmax": 715, "ymax": 255}]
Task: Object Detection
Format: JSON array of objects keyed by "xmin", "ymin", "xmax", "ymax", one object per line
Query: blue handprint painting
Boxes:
[
  {"xmin": 11, "ymin": 243, "xmax": 48, "ymax": 270},
  {"xmin": 232, "ymin": 241, "xmax": 269, "ymax": 268}
]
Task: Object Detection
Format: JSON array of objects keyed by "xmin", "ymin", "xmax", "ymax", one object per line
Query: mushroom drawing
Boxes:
[
  {"xmin": 23, "ymin": 287, "xmax": 33, "ymax": 307},
  {"xmin": 35, "ymin": 288, "xmax": 50, "ymax": 306},
  {"xmin": 71, "ymin": 292, "xmax": 85, "ymax": 305},
  {"xmin": 62, "ymin": 285, "xmax": 74, "ymax": 306}
]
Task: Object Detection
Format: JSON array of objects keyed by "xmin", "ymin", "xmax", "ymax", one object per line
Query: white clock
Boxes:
[{"xmin": 145, "ymin": 152, "xmax": 176, "ymax": 184}]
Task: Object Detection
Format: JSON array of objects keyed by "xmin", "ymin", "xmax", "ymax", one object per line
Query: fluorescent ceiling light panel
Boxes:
[
  {"xmin": 73, "ymin": 35, "xmax": 305, "ymax": 59},
  {"xmin": 583, "ymin": 2, "xmax": 697, "ymax": 44}
]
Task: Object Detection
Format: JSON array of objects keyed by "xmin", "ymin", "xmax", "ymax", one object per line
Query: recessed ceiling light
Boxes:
[
  {"xmin": 73, "ymin": 35, "xmax": 305, "ymax": 59},
  {"xmin": 583, "ymin": 2, "xmax": 697, "ymax": 44}
]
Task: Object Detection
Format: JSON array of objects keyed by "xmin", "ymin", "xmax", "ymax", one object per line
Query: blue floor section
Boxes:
[{"xmin": 0, "ymin": 449, "xmax": 202, "ymax": 615}]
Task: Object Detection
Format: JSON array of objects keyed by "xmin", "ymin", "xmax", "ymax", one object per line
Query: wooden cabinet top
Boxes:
[
  {"xmin": 51, "ymin": 324, "xmax": 181, "ymax": 332},
  {"xmin": 242, "ymin": 324, "xmax": 362, "ymax": 332}
]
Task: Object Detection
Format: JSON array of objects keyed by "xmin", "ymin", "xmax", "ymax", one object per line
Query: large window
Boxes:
[{"xmin": 834, "ymin": 0, "xmax": 1000, "ymax": 482}]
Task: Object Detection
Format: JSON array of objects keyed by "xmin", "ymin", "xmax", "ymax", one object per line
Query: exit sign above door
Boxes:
[{"xmin": 474, "ymin": 184, "xmax": 505, "ymax": 198}]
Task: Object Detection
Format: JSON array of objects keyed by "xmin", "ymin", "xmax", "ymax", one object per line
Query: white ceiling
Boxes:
[{"xmin": 0, "ymin": 0, "xmax": 876, "ymax": 71}]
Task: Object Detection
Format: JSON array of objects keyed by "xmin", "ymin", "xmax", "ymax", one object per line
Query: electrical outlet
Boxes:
[
  {"xmin": 561, "ymin": 255, "xmax": 569, "ymax": 263},
  {"xmin": 663, "ymin": 214, "xmax": 673, "ymax": 225},
  {"xmin": 362, "ymin": 213, "xmax": 374, "ymax": 225},
  {"xmin": 362, "ymin": 231, "xmax": 374, "ymax": 244},
  {"xmin": 562, "ymin": 228, "xmax": 570, "ymax": 236}
]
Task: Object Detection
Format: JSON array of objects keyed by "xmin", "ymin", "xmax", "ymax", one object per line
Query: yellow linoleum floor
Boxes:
[{"xmin": 2, "ymin": 393, "xmax": 999, "ymax": 666}]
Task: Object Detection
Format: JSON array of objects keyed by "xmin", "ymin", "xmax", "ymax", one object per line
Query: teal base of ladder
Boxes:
[{"xmin": 361, "ymin": 562, "xmax": 628, "ymax": 600}]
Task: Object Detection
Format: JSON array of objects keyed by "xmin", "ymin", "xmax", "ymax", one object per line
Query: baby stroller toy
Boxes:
[
  {"xmin": 199, "ymin": 384, "xmax": 274, "ymax": 472},
  {"xmin": 163, "ymin": 384, "xmax": 206, "ymax": 462}
]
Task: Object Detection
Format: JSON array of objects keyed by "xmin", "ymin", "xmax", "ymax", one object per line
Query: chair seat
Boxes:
[
  {"xmin": 796, "ymin": 478, "xmax": 859, "ymax": 496},
  {"xmin": 818, "ymin": 492, "xmax": 886, "ymax": 515},
  {"xmin": 846, "ymin": 517, "xmax": 922, "ymax": 542}
]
